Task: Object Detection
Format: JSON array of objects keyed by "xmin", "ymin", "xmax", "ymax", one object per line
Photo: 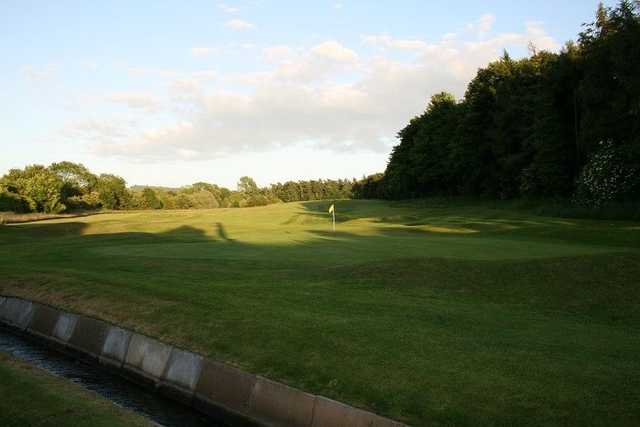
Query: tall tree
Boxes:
[
  {"xmin": 0, "ymin": 165, "xmax": 64, "ymax": 213},
  {"xmin": 237, "ymin": 176, "xmax": 259, "ymax": 195},
  {"xmin": 95, "ymin": 174, "xmax": 129, "ymax": 210}
]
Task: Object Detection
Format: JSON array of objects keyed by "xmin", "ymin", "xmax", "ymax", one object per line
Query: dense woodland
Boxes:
[
  {"xmin": 2, "ymin": 2, "xmax": 638, "ymax": 214},
  {"xmin": 354, "ymin": 1, "xmax": 640, "ymax": 207}
]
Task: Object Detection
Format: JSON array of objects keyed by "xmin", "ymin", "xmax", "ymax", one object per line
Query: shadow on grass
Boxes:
[
  {"xmin": 295, "ymin": 200, "xmax": 640, "ymax": 248},
  {"xmin": 2, "ymin": 210, "xmax": 640, "ymax": 427},
  {"xmin": 215, "ymin": 222, "xmax": 235, "ymax": 242},
  {"xmin": 2, "ymin": 213, "xmax": 639, "ymax": 333},
  {"xmin": 3, "ymin": 218, "xmax": 640, "ymax": 322}
]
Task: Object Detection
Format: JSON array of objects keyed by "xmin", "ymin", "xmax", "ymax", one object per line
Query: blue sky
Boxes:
[{"xmin": 1, "ymin": 0, "xmax": 615, "ymax": 188}]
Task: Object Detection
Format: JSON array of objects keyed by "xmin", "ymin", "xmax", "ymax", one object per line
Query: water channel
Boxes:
[{"xmin": 0, "ymin": 324, "xmax": 231, "ymax": 426}]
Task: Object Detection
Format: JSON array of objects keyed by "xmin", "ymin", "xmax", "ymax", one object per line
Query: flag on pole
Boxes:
[{"xmin": 329, "ymin": 203, "xmax": 335, "ymax": 231}]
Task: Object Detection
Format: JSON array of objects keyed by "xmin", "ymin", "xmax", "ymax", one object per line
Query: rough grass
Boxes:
[
  {"xmin": 1, "ymin": 199, "xmax": 639, "ymax": 426},
  {"xmin": 0, "ymin": 353, "xmax": 149, "ymax": 427}
]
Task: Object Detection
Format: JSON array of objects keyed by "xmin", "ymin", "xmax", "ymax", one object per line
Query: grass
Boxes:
[
  {"xmin": 0, "ymin": 210, "xmax": 102, "ymax": 225},
  {"xmin": 0, "ymin": 199, "xmax": 639, "ymax": 426},
  {"xmin": 0, "ymin": 352, "xmax": 149, "ymax": 427}
]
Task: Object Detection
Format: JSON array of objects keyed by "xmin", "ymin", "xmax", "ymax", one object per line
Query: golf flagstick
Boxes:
[
  {"xmin": 332, "ymin": 206, "xmax": 335, "ymax": 232},
  {"xmin": 329, "ymin": 203, "xmax": 335, "ymax": 232}
]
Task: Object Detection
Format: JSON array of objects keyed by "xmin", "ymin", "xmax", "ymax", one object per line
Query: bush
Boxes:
[
  {"xmin": 574, "ymin": 141, "xmax": 640, "ymax": 207},
  {"xmin": 65, "ymin": 191, "xmax": 101, "ymax": 211},
  {"xmin": 0, "ymin": 191, "xmax": 29, "ymax": 213}
]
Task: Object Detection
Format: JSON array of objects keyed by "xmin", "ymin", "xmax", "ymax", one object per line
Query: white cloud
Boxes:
[
  {"xmin": 225, "ymin": 19, "xmax": 255, "ymax": 31},
  {"xmin": 94, "ymin": 121, "xmax": 199, "ymax": 160},
  {"xmin": 525, "ymin": 21, "xmax": 560, "ymax": 51},
  {"xmin": 168, "ymin": 71, "xmax": 217, "ymax": 107},
  {"xmin": 21, "ymin": 64, "xmax": 58, "ymax": 82},
  {"xmin": 236, "ymin": 42, "xmax": 256, "ymax": 50},
  {"xmin": 477, "ymin": 14, "xmax": 496, "ymax": 34},
  {"xmin": 190, "ymin": 47, "xmax": 220, "ymax": 57},
  {"xmin": 218, "ymin": 3, "xmax": 239, "ymax": 13},
  {"xmin": 127, "ymin": 66, "xmax": 180, "ymax": 79},
  {"xmin": 466, "ymin": 13, "xmax": 496, "ymax": 36},
  {"xmin": 79, "ymin": 61, "xmax": 98, "ymax": 71},
  {"xmin": 310, "ymin": 40, "xmax": 358, "ymax": 62},
  {"xmin": 190, "ymin": 70, "xmax": 217, "ymax": 81},
  {"xmin": 362, "ymin": 34, "xmax": 428, "ymax": 51},
  {"xmin": 61, "ymin": 118, "xmax": 138, "ymax": 143},
  {"xmin": 70, "ymin": 16, "xmax": 560, "ymax": 162},
  {"xmin": 125, "ymin": 67, "xmax": 216, "ymax": 85},
  {"xmin": 263, "ymin": 45, "xmax": 294, "ymax": 63},
  {"xmin": 245, "ymin": 41, "xmax": 359, "ymax": 84},
  {"xmin": 170, "ymin": 79, "xmax": 202, "ymax": 93},
  {"xmin": 105, "ymin": 93, "xmax": 160, "ymax": 112}
]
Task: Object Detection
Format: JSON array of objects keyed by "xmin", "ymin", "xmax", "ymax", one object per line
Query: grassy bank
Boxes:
[
  {"xmin": 0, "ymin": 352, "xmax": 148, "ymax": 426},
  {"xmin": 1, "ymin": 199, "xmax": 639, "ymax": 426}
]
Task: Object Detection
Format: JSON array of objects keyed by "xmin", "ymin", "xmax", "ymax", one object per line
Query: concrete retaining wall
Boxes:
[
  {"xmin": 311, "ymin": 396, "xmax": 405, "ymax": 427},
  {"xmin": 250, "ymin": 376, "xmax": 317, "ymax": 427},
  {"xmin": 163, "ymin": 348, "xmax": 203, "ymax": 392},
  {"xmin": 0, "ymin": 298, "xmax": 34, "ymax": 329},
  {"xmin": 0, "ymin": 296, "xmax": 408, "ymax": 427},
  {"xmin": 124, "ymin": 333, "xmax": 172, "ymax": 383},
  {"xmin": 68, "ymin": 316, "xmax": 109, "ymax": 357},
  {"xmin": 101, "ymin": 326, "xmax": 131, "ymax": 368},
  {"xmin": 195, "ymin": 359, "xmax": 257, "ymax": 417},
  {"xmin": 28, "ymin": 304, "xmax": 61, "ymax": 338},
  {"xmin": 53, "ymin": 312, "xmax": 78, "ymax": 344}
]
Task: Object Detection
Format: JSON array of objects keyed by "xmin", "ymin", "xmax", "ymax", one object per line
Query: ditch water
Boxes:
[{"xmin": 0, "ymin": 324, "xmax": 228, "ymax": 427}]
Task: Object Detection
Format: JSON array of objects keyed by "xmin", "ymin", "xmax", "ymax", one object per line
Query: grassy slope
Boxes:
[
  {"xmin": 0, "ymin": 353, "xmax": 148, "ymax": 427},
  {"xmin": 0, "ymin": 199, "xmax": 639, "ymax": 426}
]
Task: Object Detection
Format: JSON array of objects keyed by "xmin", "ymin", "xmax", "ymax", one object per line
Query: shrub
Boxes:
[
  {"xmin": 574, "ymin": 141, "xmax": 640, "ymax": 207},
  {"xmin": 0, "ymin": 191, "xmax": 29, "ymax": 213}
]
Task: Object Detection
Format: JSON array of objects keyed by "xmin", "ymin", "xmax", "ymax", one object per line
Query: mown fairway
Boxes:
[{"xmin": 1, "ymin": 200, "xmax": 639, "ymax": 426}]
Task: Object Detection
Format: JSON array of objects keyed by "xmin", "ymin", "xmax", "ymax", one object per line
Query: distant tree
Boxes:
[
  {"xmin": 269, "ymin": 179, "xmax": 353, "ymax": 202},
  {"xmin": 95, "ymin": 174, "xmax": 129, "ymax": 209},
  {"xmin": 173, "ymin": 193, "xmax": 193, "ymax": 209},
  {"xmin": 352, "ymin": 173, "xmax": 386, "ymax": 199},
  {"xmin": 0, "ymin": 165, "xmax": 64, "ymax": 212},
  {"xmin": 49, "ymin": 162, "xmax": 97, "ymax": 196},
  {"xmin": 141, "ymin": 188, "xmax": 163, "ymax": 209},
  {"xmin": 237, "ymin": 176, "xmax": 259, "ymax": 195},
  {"xmin": 227, "ymin": 191, "xmax": 246, "ymax": 208},
  {"xmin": 49, "ymin": 161, "xmax": 99, "ymax": 209},
  {"xmin": 189, "ymin": 190, "xmax": 220, "ymax": 209}
]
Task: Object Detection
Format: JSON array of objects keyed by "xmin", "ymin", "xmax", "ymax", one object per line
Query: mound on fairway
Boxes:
[{"xmin": 1, "ymin": 199, "xmax": 639, "ymax": 426}]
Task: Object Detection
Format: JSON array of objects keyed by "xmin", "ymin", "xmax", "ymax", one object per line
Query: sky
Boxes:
[{"xmin": 1, "ymin": 0, "xmax": 616, "ymax": 188}]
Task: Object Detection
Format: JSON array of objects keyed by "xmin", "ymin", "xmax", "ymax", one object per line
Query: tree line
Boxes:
[
  {"xmin": 0, "ymin": 161, "xmax": 356, "ymax": 213},
  {"xmin": 354, "ymin": 1, "xmax": 640, "ymax": 207}
]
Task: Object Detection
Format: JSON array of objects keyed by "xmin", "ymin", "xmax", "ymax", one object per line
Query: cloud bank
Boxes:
[{"xmin": 68, "ymin": 15, "xmax": 560, "ymax": 162}]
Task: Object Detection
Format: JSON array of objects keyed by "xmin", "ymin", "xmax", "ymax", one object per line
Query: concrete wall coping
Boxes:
[{"xmin": 0, "ymin": 295, "xmax": 409, "ymax": 427}]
